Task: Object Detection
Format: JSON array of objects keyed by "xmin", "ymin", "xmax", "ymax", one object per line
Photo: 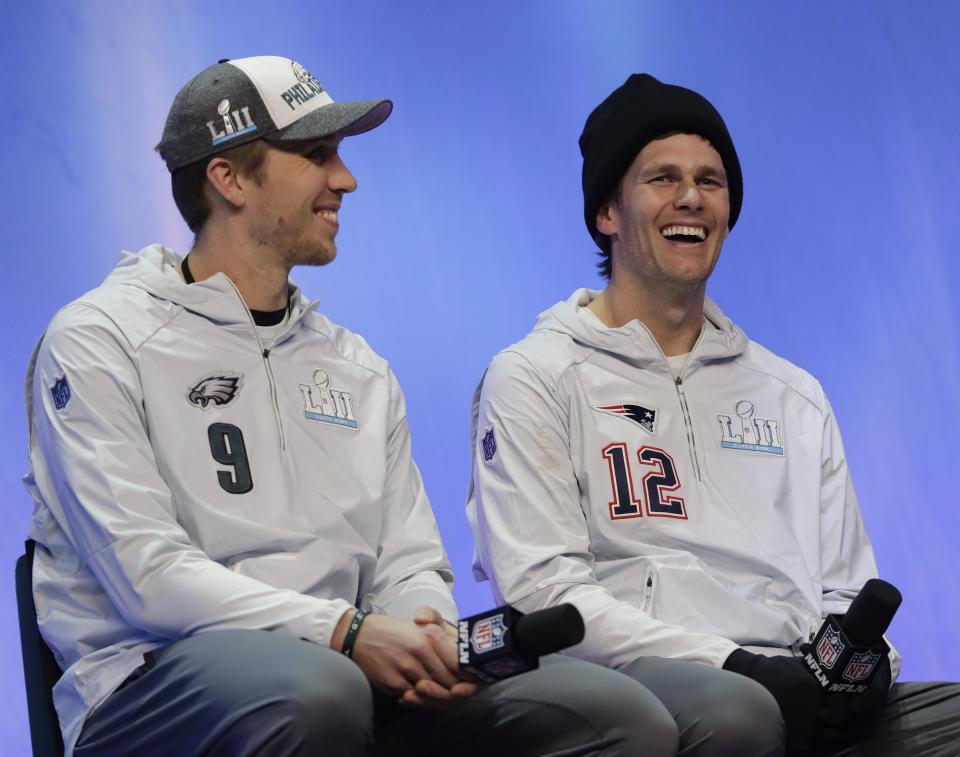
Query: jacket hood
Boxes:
[
  {"xmin": 103, "ymin": 244, "xmax": 317, "ymax": 327},
  {"xmin": 531, "ymin": 288, "xmax": 749, "ymax": 367}
]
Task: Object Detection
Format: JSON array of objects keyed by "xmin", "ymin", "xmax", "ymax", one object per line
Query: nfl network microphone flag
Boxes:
[
  {"xmin": 802, "ymin": 615, "xmax": 889, "ymax": 693},
  {"xmin": 801, "ymin": 578, "xmax": 901, "ymax": 693},
  {"xmin": 458, "ymin": 604, "xmax": 585, "ymax": 684}
]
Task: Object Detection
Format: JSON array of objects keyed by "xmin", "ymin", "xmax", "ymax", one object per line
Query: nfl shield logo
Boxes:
[
  {"xmin": 843, "ymin": 650, "xmax": 881, "ymax": 683},
  {"xmin": 470, "ymin": 614, "xmax": 507, "ymax": 654},
  {"xmin": 51, "ymin": 376, "xmax": 71, "ymax": 410},
  {"xmin": 816, "ymin": 626, "xmax": 844, "ymax": 669},
  {"xmin": 482, "ymin": 428, "xmax": 497, "ymax": 462}
]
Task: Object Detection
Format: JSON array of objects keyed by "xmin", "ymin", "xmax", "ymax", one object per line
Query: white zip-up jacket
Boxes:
[
  {"xmin": 24, "ymin": 245, "xmax": 456, "ymax": 754},
  {"xmin": 467, "ymin": 288, "xmax": 894, "ymax": 675}
]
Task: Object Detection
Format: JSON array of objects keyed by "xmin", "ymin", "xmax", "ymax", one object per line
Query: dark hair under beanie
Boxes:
[{"xmin": 579, "ymin": 73, "xmax": 743, "ymax": 260}]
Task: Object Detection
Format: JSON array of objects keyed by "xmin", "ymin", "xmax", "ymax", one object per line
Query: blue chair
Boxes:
[{"xmin": 15, "ymin": 540, "xmax": 65, "ymax": 757}]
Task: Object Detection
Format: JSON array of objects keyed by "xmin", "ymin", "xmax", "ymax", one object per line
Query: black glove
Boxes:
[
  {"xmin": 723, "ymin": 648, "xmax": 823, "ymax": 753},
  {"xmin": 814, "ymin": 649, "xmax": 891, "ymax": 747},
  {"xmin": 848, "ymin": 652, "xmax": 891, "ymax": 722}
]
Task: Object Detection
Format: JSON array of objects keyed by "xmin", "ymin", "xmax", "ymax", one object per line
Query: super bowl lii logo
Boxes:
[
  {"xmin": 299, "ymin": 370, "xmax": 358, "ymax": 429},
  {"xmin": 207, "ymin": 98, "xmax": 257, "ymax": 146},
  {"xmin": 717, "ymin": 400, "xmax": 784, "ymax": 455}
]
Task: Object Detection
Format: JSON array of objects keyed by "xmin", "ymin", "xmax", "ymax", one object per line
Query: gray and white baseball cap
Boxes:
[{"xmin": 158, "ymin": 55, "xmax": 393, "ymax": 172}]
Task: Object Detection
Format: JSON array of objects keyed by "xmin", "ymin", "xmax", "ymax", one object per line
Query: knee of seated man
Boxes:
[
  {"xmin": 531, "ymin": 657, "xmax": 680, "ymax": 757},
  {"xmin": 687, "ymin": 670, "xmax": 783, "ymax": 755},
  {"xmin": 273, "ymin": 645, "xmax": 371, "ymax": 717},
  {"xmin": 181, "ymin": 630, "xmax": 373, "ymax": 733},
  {"xmin": 598, "ymin": 666, "xmax": 680, "ymax": 757}
]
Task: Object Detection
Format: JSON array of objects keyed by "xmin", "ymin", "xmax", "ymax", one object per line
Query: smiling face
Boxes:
[
  {"xmin": 243, "ymin": 136, "xmax": 357, "ymax": 269},
  {"xmin": 597, "ymin": 132, "xmax": 730, "ymax": 297}
]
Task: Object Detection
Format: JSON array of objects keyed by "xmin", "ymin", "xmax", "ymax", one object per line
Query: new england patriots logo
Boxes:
[
  {"xmin": 187, "ymin": 373, "xmax": 243, "ymax": 409},
  {"xmin": 596, "ymin": 404, "xmax": 657, "ymax": 434}
]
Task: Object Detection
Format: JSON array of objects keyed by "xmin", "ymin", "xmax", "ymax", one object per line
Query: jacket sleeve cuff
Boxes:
[
  {"xmin": 373, "ymin": 578, "xmax": 458, "ymax": 624},
  {"xmin": 309, "ymin": 598, "xmax": 356, "ymax": 647}
]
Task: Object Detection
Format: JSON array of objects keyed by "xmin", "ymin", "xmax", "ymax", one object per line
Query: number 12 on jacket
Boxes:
[{"xmin": 601, "ymin": 443, "xmax": 687, "ymax": 520}]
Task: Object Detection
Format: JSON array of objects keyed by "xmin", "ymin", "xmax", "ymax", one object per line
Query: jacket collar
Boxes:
[
  {"xmin": 532, "ymin": 288, "xmax": 748, "ymax": 369},
  {"xmin": 109, "ymin": 245, "xmax": 321, "ymax": 334}
]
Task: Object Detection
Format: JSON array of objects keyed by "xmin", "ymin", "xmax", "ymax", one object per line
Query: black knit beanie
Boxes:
[{"xmin": 580, "ymin": 74, "xmax": 743, "ymax": 247}]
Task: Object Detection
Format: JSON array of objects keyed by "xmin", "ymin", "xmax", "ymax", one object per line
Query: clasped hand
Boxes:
[{"xmin": 349, "ymin": 606, "xmax": 480, "ymax": 706}]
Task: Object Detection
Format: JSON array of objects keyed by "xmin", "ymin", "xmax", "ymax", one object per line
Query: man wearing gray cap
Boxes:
[
  {"xmin": 24, "ymin": 57, "xmax": 679, "ymax": 756},
  {"xmin": 467, "ymin": 73, "xmax": 960, "ymax": 755}
]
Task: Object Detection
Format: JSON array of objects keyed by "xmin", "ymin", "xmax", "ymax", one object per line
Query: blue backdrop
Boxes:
[{"xmin": 2, "ymin": 2, "xmax": 958, "ymax": 751}]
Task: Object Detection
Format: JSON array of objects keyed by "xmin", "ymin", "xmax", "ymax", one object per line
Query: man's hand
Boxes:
[
  {"xmin": 818, "ymin": 652, "xmax": 892, "ymax": 747},
  {"xmin": 399, "ymin": 606, "xmax": 480, "ymax": 706},
  {"xmin": 332, "ymin": 608, "xmax": 478, "ymax": 707}
]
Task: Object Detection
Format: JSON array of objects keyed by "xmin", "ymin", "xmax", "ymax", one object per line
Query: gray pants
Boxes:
[
  {"xmin": 75, "ymin": 629, "xmax": 681, "ymax": 756},
  {"xmin": 621, "ymin": 656, "xmax": 785, "ymax": 756},
  {"xmin": 620, "ymin": 656, "xmax": 960, "ymax": 757}
]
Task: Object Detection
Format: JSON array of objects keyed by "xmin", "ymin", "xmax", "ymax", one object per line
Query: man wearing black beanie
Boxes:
[
  {"xmin": 467, "ymin": 73, "xmax": 960, "ymax": 755},
  {"xmin": 580, "ymin": 73, "xmax": 742, "ymax": 279}
]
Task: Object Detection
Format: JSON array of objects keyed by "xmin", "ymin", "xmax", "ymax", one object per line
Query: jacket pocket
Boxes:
[{"xmin": 639, "ymin": 568, "xmax": 656, "ymax": 614}]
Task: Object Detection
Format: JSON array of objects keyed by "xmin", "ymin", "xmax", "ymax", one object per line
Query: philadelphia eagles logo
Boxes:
[{"xmin": 187, "ymin": 373, "xmax": 243, "ymax": 409}]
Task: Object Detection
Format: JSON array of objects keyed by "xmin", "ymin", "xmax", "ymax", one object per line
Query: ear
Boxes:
[
  {"xmin": 205, "ymin": 157, "xmax": 247, "ymax": 210},
  {"xmin": 595, "ymin": 199, "xmax": 620, "ymax": 238}
]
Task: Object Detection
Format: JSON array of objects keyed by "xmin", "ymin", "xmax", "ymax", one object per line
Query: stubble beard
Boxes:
[
  {"xmin": 617, "ymin": 233, "xmax": 722, "ymax": 303},
  {"xmin": 249, "ymin": 208, "xmax": 337, "ymax": 269}
]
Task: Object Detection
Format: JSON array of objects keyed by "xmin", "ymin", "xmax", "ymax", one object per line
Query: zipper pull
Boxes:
[{"xmin": 262, "ymin": 348, "xmax": 270, "ymax": 359}]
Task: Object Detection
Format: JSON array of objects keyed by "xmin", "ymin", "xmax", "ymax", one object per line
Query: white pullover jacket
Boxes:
[
  {"xmin": 24, "ymin": 245, "xmax": 456, "ymax": 754},
  {"xmin": 468, "ymin": 289, "xmax": 894, "ymax": 675}
]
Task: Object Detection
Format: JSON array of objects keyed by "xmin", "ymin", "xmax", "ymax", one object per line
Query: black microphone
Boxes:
[
  {"xmin": 457, "ymin": 604, "xmax": 585, "ymax": 683},
  {"xmin": 802, "ymin": 578, "xmax": 902, "ymax": 693}
]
